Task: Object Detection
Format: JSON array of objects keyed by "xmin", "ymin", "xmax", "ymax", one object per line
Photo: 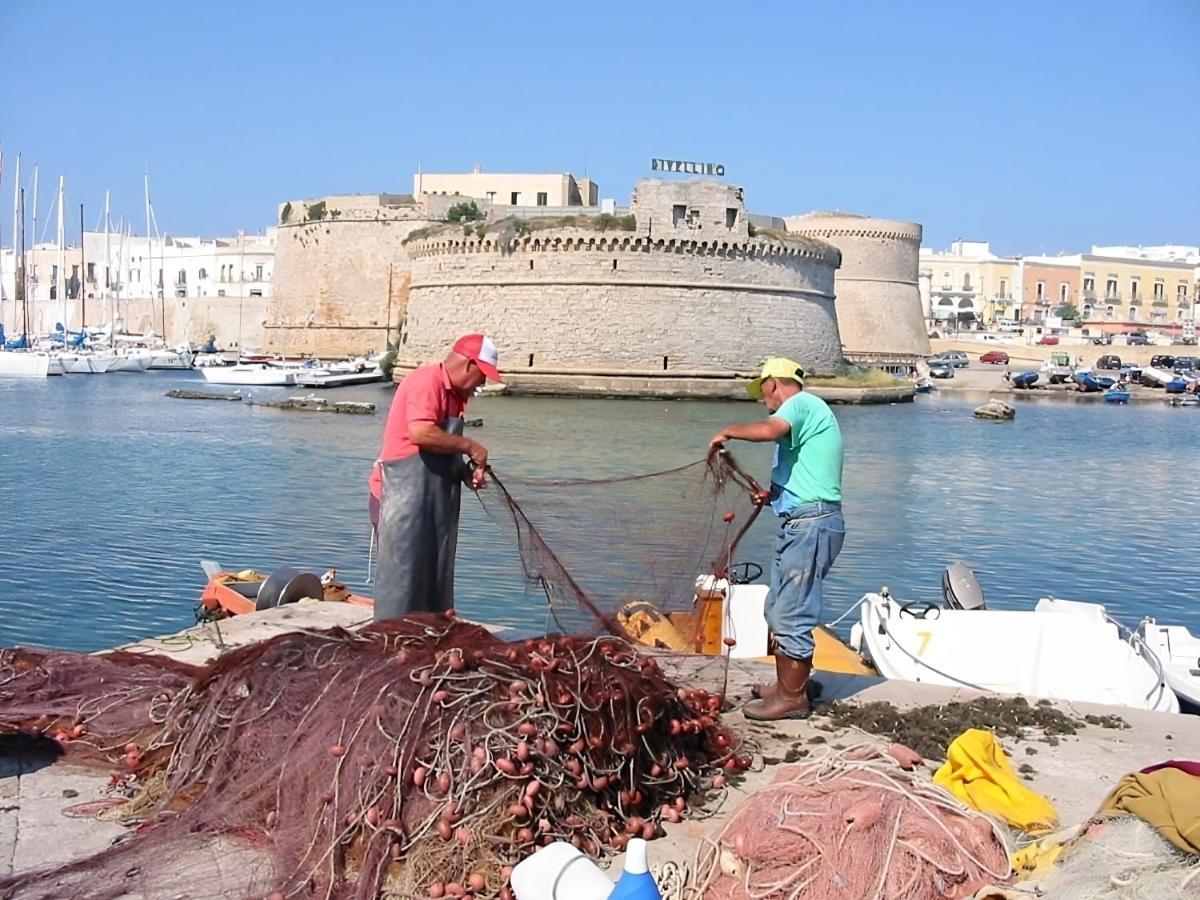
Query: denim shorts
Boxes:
[{"xmin": 764, "ymin": 502, "xmax": 845, "ymax": 660}]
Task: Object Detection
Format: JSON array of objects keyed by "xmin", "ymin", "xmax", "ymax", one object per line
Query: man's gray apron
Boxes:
[{"xmin": 374, "ymin": 416, "xmax": 464, "ymax": 619}]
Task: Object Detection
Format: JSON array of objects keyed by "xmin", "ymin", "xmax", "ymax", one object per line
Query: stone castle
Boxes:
[{"xmin": 266, "ymin": 179, "xmax": 928, "ymax": 394}]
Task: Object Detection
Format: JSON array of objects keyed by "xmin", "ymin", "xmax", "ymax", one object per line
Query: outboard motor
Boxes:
[{"xmin": 942, "ymin": 561, "xmax": 987, "ymax": 611}]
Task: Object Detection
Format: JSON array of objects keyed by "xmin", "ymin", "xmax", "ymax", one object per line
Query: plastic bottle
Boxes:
[
  {"xmin": 510, "ymin": 841, "xmax": 615, "ymax": 900},
  {"xmin": 607, "ymin": 838, "xmax": 662, "ymax": 900}
]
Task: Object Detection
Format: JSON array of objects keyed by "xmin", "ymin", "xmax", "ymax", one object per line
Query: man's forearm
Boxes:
[
  {"xmin": 718, "ymin": 420, "xmax": 785, "ymax": 443},
  {"xmin": 409, "ymin": 425, "xmax": 474, "ymax": 455}
]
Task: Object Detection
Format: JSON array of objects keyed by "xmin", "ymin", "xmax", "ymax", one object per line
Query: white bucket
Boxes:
[{"xmin": 510, "ymin": 841, "xmax": 615, "ymax": 900}]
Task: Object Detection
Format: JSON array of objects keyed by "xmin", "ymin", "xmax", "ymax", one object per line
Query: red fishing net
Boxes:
[{"xmin": 0, "ymin": 454, "xmax": 770, "ymax": 899}]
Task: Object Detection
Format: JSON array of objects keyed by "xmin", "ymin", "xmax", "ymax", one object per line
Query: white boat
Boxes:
[
  {"xmin": 107, "ymin": 349, "xmax": 153, "ymax": 373},
  {"xmin": 1136, "ymin": 619, "xmax": 1200, "ymax": 708},
  {"xmin": 851, "ymin": 565, "xmax": 1179, "ymax": 714},
  {"xmin": 200, "ymin": 363, "xmax": 298, "ymax": 386},
  {"xmin": 0, "ymin": 351, "xmax": 61, "ymax": 378},
  {"xmin": 56, "ymin": 351, "xmax": 118, "ymax": 374},
  {"xmin": 194, "ymin": 353, "xmax": 228, "ymax": 368},
  {"xmin": 293, "ymin": 360, "xmax": 385, "ymax": 388},
  {"xmin": 148, "ymin": 347, "xmax": 196, "ymax": 370}
]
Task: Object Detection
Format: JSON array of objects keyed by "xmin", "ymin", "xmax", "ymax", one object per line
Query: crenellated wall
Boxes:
[
  {"xmin": 399, "ymin": 221, "xmax": 844, "ymax": 376},
  {"xmin": 784, "ymin": 212, "xmax": 929, "ymax": 364}
]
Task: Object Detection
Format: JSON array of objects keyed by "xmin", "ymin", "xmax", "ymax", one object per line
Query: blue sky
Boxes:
[{"xmin": 1, "ymin": 0, "xmax": 1197, "ymax": 254}]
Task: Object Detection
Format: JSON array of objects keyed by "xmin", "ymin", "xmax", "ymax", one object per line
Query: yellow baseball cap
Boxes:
[{"xmin": 747, "ymin": 357, "xmax": 806, "ymax": 399}]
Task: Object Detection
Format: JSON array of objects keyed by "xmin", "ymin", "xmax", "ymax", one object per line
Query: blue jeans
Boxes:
[{"xmin": 765, "ymin": 502, "xmax": 845, "ymax": 660}]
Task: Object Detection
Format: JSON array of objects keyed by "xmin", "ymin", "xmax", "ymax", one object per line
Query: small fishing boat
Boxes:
[
  {"xmin": 294, "ymin": 359, "xmax": 386, "ymax": 388},
  {"xmin": 1164, "ymin": 395, "xmax": 1199, "ymax": 407},
  {"xmin": 851, "ymin": 565, "xmax": 1179, "ymax": 713},
  {"xmin": 200, "ymin": 363, "xmax": 298, "ymax": 386},
  {"xmin": 198, "ymin": 562, "xmax": 876, "ymax": 676},
  {"xmin": 200, "ymin": 561, "xmax": 370, "ymax": 616},
  {"xmin": 1009, "ymin": 371, "xmax": 1039, "ymax": 389},
  {"xmin": 1164, "ymin": 377, "xmax": 1191, "ymax": 394},
  {"xmin": 913, "ymin": 378, "xmax": 933, "ymax": 394},
  {"xmin": 1137, "ymin": 619, "xmax": 1200, "ymax": 709},
  {"xmin": 1074, "ymin": 371, "xmax": 1116, "ymax": 392},
  {"xmin": 1104, "ymin": 388, "xmax": 1132, "ymax": 404}
]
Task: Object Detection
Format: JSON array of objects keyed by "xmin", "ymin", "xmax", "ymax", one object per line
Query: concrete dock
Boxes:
[{"xmin": 3, "ymin": 603, "xmax": 1197, "ymax": 893}]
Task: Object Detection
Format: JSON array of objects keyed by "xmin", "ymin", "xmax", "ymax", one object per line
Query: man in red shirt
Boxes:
[{"xmin": 370, "ymin": 334, "xmax": 502, "ymax": 619}]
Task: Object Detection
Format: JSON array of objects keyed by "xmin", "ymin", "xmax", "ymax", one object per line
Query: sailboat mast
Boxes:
[
  {"xmin": 18, "ymin": 187, "xmax": 27, "ymax": 337},
  {"xmin": 79, "ymin": 203, "xmax": 86, "ymax": 330},
  {"xmin": 10, "ymin": 154, "xmax": 19, "ymax": 327},
  {"xmin": 103, "ymin": 190, "xmax": 111, "ymax": 327},
  {"xmin": 0, "ymin": 150, "xmax": 6, "ymax": 314},
  {"xmin": 56, "ymin": 176, "xmax": 65, "ymax": 331}
]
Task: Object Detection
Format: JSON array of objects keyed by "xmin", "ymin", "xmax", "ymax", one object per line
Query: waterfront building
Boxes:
[
  {"xmin": 1076, "ymin": 251, "xmax": 1195, "ymax": 328},
  {"xmin": 918, "ymin": 241, "xmax": 1003, "ymax": 326},
  {"xmin": 413, "ymin": 167, "xmax": 599, "ymax": 209},
  {"xmin": 1018, "ymin": 255, "xmax": 1081, "ymax": 324},
  {"xmin": 5, "ymin": 230, "xmax": 273, "ymax": 344}
]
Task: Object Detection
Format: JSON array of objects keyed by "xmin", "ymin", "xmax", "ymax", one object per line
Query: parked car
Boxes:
[
  {"xmin": 940, "ymin": 351, "xmax": 969, "ymax": 368},
  {"xmin": 1096, "ymin": 355, "xmax": 1122, "ymax": 370},
  {"xmin": 928, "ymin": 361, "xmax": 954, "ymax": 379},
  {"xmin": 1126, "ymin": 332, "xmax": 1150, "ymax": 346},
  {"xmin": 1150, "ymin": 355, "xmax": 1176, "ymax": 370},
  {"xmin": 1037, "ymin": 335, "xmax": 1060, "ymax": 345},
  {"xmin": 1091, "ymin": 334, "xmax": 1113, "ymax": 346},
  {"xmin": 1173, "ymin": 356, "xmax": 1199, "ymax": 374},
  {"xmin": 979, "ymin": 350, "xmax": 1010, "ymax": 364}
]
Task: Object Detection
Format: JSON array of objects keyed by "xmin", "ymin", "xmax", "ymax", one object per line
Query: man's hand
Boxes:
[
  {"xmin": 469, "ymin": 466, "xmax": 488, "ymax": 490},
  {"xmin": 465, "ymin": 439, "xmax": 488, "ymax": 470},
  {"xmin": 708, "ymin": 432, "xmax": 728, "ymax": 458}
]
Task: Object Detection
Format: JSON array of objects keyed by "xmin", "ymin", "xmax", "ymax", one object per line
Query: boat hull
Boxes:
[
  {"xmin": 201, "ymin": 364, "xmax": 297, "ymax": 386},
  {"xmin": 856, "ymin": 593, "xmax": 1178, "ymax": 713},
  {"xmin": 0, "ymin": 351, "xmax": 52, "ymax": 378},
  {"xmin": 60, "ymin": 354, "xmax": 117, "ymax": 374},
  {"xmin": 108, "ymin": 353, "xmax": 153, "ymax": 373},
  {"xmin": 148, "ymin": 350, "xmax": 195, "ymax": 369}
]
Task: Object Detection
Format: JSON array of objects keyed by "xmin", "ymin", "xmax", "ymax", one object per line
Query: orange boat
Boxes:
[{"xmin": 199, "ymin": 561, "xmax": 372, "ymax": 618}]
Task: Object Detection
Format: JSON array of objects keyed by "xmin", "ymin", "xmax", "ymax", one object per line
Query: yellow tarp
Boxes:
[
  {"xmin": 933, "ymin": 729, "xmax": 1058, "ymax": 833},
  {"xmin": 1097, "ymin": 766, "xmax": 1200, "ymax": 854}
]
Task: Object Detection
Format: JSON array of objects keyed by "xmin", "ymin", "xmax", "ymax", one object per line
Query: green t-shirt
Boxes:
[{"xmin": 768, "ymin": 391, "xmax": 844, "ymax": 515}]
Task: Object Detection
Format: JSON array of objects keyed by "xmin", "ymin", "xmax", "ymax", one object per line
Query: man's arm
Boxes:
[
  {"xmin": 709, "ymin": 417, "xmax": 790, "ymax": 451},
  {"xmin": 409, "ymin": 424, "xmax": 488, "ymax": 469}
]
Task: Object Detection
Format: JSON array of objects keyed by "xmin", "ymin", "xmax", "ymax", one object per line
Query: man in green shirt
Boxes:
[{"xmin": 709, "ymin": 358, "xmax": 845, "ymax": 720}]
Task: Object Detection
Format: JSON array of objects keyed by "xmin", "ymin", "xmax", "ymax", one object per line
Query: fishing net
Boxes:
[
  {"xmin": 481, "ymin": 452, "xmax": 769, "ymax": 646},
  {"xmin": 1, "ymin": 622, "xmax": 749, "ymax": 899},
  {"xmin": 658, "ymin": 744, "xmax": 1012, "ymax": 900},
  {"xmin": 1014, "ymin": 816, "xmax": 1200, "ymax": 899},
  {"xmin": 0, "ymin": 453, "xmax": 772, "ymax": 898}
]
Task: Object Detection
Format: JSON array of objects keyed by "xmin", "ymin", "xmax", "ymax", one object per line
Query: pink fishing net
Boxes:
[{"xmin": 688, "ymin": 745, "xmax": 1012, "ymax": 900}]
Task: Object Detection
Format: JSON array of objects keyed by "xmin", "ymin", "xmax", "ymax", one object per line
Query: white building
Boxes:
[{"xmin": 414, "ymin": 167, "xmax": 598, "ymax": 208}]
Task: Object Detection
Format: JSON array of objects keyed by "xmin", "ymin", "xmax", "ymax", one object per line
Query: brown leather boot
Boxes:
[
  {"xmin": 743, "ymin": 654, "xmax": 813, "ymax": 720},
  {"xmin": 750, "ymin": 676, "xmax": 822, "ymax": 702}
]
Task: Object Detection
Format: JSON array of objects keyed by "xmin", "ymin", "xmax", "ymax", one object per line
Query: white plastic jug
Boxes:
[{"xmin": 510, "ymin": 841, "xmax": 615, "ymax": 900}]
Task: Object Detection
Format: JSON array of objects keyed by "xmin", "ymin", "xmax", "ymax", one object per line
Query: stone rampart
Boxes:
[
  {"xmin": 399, "ymin": 225, "xmax": 843, "ymax": 375},
  {"xmin": 266, "ymin": 194, "xmax": 437, "ymax": 356},
  {"xmin": 785, "ymin": 212, "xmax": 929, "ymax": 363}
]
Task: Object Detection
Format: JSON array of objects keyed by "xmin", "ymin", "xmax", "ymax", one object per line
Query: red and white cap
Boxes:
[{"xmin": 452, "ymin": 333, "xmax": 503, "ymax": 382}]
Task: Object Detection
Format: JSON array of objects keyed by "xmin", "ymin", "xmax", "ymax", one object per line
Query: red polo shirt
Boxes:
[{"xmin": 368, "ymin": 362, "xmax": 468, "ymax": 499}]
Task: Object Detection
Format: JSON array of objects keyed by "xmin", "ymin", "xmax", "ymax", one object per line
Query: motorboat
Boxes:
[
  {"xmin": 293, "ymin": 359, "xmax": 385, "ymax": 388},
  {"xmin": 1104, "ymin": 388, "xmax": 1132, "ymax": 404},
  {"xmin": 1164, "ymin": 377, "xmax": 1191, "ymax": 395},
  {"xmin": 1009, "ymin": 371, "xmax": 1039, "ymax": 389},
  {"xmin": 200, "ymin": 561, "xmax": 371, "ymax": 616},
  {"xmin": 200, "ymin": 363, "xmax": 299, "ymax": 386},
  {"xmin": 194, "ymin": 353, "xmax": 229, "ymax": 368},
  {"xmin": 851, "ymin": 564, "xmax": 1179, "ymax": 714},
  {"xmin": 1137, "ymin": 619, "xmax": 1200, "ymax": 708},
  {"xmin": 913, "ymin": 378, "xmax": 933, "ymax": 394}
]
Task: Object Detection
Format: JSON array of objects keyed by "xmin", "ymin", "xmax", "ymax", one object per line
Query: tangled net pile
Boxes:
[
  {"xmin": 666, "ymin": 745, "xmax": 1011, "ymax": 900},
  {"xmin": 0, "ymin": 616, "xmax": 750, "ymax": 899}
]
